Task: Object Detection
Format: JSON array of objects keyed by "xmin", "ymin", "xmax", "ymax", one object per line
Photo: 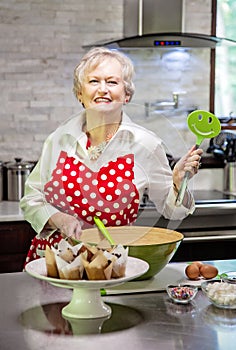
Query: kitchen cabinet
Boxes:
[
  {"xmin": 0, "ymin": 221, "xmax": 35, "ymax": 273},
  {"xmin": 172, "ymin": 237, "xmax": 236, "ymax": 262}
]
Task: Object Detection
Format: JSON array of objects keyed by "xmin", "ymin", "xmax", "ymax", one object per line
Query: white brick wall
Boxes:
[
  {"xmin": 0, "ymin": 0, "xmax": 213, "ymax": 169},
  {"xmin": 0, "ymin": 0, "xmax": 123, "ymax": 161}
]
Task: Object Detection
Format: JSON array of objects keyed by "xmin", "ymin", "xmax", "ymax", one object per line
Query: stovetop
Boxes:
[
  {"xmin": 139, "ymin": 189, "xmax": 236, "ymax": 208},
  {"xmin": 193, "ymin": 190, "xmax": 236, "ymax": 204}
]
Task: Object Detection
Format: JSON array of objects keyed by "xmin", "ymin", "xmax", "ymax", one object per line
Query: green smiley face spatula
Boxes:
[
  {"xmin": 187, "ymin": 110, "xmax": 221, "ymax": 147},
  {"xmin": 175, "ymin": 110, "xmax": 221, "ymax": 206}
]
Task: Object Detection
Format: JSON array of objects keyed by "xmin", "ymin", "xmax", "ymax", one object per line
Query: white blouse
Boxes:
[{"xmin": 20, "ymin": 111, "xmax": 195, "ymax": 236}]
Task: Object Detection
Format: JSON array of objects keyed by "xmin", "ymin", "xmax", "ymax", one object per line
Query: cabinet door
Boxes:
[{"xmin": 0, "ymin": 221, "xmax": 36, "ymax": 273}]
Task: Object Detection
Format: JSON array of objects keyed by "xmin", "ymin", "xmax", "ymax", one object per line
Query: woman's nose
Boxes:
[{"xmin": 98, "ymin": 81, "xmax": 108, "ymax": 92}]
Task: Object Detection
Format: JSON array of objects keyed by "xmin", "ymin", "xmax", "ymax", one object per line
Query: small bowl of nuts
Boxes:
[
  {"xmin": 166, "ymin": 285, "xmax": 198, "ymax": 304},
  {"xmin": 201, "ymin": 279, "xmax": 236, "ymax": 309}
]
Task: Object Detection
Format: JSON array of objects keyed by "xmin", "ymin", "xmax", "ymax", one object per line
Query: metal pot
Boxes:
[{"xmin": 5, "ymin": 158, "xmax": 35, "ymax": 201}]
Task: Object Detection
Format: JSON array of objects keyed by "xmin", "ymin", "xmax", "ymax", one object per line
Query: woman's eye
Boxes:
[
  {"xmin": 107, "ymin": 80, "xmax": 118, "ymax": 85},
  {"xmin": 88, "ymin": 79, "xmax": 118, "ymax": 85}
]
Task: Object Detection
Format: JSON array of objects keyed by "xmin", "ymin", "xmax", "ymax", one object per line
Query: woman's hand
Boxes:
[
  {"xmin": 48, "ymin": 212, "xmax": 83, "ymax": 240},
  {"xmin": 172, "ymin": 145, "xmax": 203, "ymax": 189}
]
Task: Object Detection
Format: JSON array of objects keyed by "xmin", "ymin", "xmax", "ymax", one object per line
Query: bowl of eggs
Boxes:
[
  {"xmin": 201, "ymin": 279, "xmax": 236, "ymax": 309},
  {"xmin": 79, "ymin": 226, "xmax": 184, "ymax": 280}
]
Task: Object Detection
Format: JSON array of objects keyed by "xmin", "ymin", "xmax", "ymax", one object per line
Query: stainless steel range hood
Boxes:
[{"xmin": 84, "ymin": 0, "xmax": 235, "ymax": 49}]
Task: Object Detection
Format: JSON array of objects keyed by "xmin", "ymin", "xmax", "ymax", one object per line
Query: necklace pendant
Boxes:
[{"xmin": 88, "ymin": 141, "xmax": 107, "ymax": 160}]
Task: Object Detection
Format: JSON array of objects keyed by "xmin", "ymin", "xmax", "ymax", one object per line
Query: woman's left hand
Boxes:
[
  {"xmin": 48, "ymin": 212, "xmax": 83, "ymax": 240},
  {"xmin": 172, "ymin": 145, "xmax": 203, "ymax": 189}
]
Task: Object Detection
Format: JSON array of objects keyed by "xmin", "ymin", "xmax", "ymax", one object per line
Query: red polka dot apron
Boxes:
[{"xmin": 24, "ymin": 150, "xmax": 139, "ymax": 267}]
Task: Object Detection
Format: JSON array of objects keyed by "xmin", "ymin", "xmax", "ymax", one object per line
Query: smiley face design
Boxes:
[{"xmin": 187, "ymin": 110, "xmax": 221, "ymax": 145}]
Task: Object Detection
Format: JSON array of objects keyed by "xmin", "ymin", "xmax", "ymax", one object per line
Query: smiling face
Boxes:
[
  {"xmin": 78, "ymin": 57, "xmax": 130, "ymax": 113},
  {"xmin": 187, "ymin": 110, "xmax": 221, "ymax": 144}
]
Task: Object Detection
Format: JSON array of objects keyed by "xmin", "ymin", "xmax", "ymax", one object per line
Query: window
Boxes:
[{"xmin": 215, "ymin": 0, "xmax": 236, "ymax": 116}]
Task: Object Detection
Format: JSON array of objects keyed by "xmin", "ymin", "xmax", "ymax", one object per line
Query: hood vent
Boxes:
[
  {"xmin": 84, "ymin": 0, "xmax": 235, "ymax": 49},
  {"xmin": 91, "ymin": 33, "xmax": 221, "ymax": 49}
]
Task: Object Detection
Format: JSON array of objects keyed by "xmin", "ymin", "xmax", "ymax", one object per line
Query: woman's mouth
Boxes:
[{"xmin": 94, "ymin": 97, "xmax": 112, "ymax": 103}]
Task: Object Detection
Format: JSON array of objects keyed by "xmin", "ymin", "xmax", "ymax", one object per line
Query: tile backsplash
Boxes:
[
  {"xmin": 123, "ymin": 48, "xmax": 211, "ymax": 157},
  {"xmin": 0, "ymin": 0, "xmax": 223, "ymax": 190}
]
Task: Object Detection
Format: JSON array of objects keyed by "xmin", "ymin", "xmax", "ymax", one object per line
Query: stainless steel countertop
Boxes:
[{"xmin": 1, "ymin": 259, "xmax": 236, "ymax": 350}]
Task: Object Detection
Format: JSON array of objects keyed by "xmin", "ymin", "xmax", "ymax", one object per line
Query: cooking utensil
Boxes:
[
  {"xmin": 175, "ymin": 110, "xmax": 221, "ymax": 206},
  {"xmin": 94, "ymin": 216, "xmax": 115, "ymax": 246}
]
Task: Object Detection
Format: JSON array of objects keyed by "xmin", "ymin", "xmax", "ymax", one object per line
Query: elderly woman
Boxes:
[{"xmin": 20, "ymin": 47, "xmax": 202, "ymax": 265}]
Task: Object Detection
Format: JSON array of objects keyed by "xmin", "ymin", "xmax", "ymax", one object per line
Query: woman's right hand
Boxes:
[
  {"xmin": 172, "ymin": 145, "xmax": 203, "ymax": 189},
  {"xmin": 48, "ymin": 212, "xmax": 83, "ymax": 240}
]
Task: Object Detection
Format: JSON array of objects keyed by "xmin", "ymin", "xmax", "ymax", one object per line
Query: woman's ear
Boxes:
[
  {"xmin": 124, "ymin": 95, "xmax": 130, "ymax": 104},
  {"xmin": 78, "ymin": 93, "xmax": 85, "ymax": 108},
  {"xmin": 77, "ymin": 92, "xmax": 82, "ymax": 103}
]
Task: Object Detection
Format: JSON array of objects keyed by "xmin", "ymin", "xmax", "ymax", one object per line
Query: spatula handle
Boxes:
[
  {"xmin": 94, "ymin": 216, "xmax": 115, "ymax": 245},
  {"xmin": 175, "ymin": 144, "xmax": 200, "ymax": 206},
  {"xmin": 175, "ymin": 171, "xmax": 191, "ymax": 206}
]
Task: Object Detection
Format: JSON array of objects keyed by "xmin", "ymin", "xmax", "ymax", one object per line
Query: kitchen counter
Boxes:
[
  {"xmin": 1, "ymin": 259, "xmax": 236, "ymax": 350},
  {"xmin": 0, "ymin": 201, "xmax": 24, "ymax": 221},
  {"xmin": 2, "ymin": 195, "xmax": 236, "ymax": 224}
]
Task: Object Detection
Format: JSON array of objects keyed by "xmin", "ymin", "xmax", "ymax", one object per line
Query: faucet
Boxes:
[
  {"xmin": 172, "ymin": 92, "xmax": 179, "ymax": 108},
  {"xmin": 145, "ymin": 91, "xmax": 186, "ymax": 117}
]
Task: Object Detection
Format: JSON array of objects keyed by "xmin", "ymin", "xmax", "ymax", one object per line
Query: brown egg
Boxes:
[
  {"xmin": 192, "ymin": 261, "xmax": 203, "ymax": 268},
  {"xmin": 185, "ymin": 264, "xmax": 200, "ymax": 280},
  {"xmin": 200, "ymin": 264, "xmax": 218, "ymax": 279}
]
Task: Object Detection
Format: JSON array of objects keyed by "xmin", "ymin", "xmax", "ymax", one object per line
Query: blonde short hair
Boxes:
[{"xmin": 73, "ymin": 47, "xmax": 135, "ymax": 100}]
